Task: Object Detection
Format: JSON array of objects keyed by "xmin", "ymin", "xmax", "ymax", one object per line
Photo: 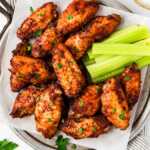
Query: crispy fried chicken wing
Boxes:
[
  {"xmin": 61, "ymin": 115, "xmax": 110, "ymax": 139},
  {"xmin": 10, "ymin": 56, "xmax": 49, "ymax": 91},
  {"xmin": 12, "ymin": 42, "xmax": 31, "ymax": 56},
  {"xmin": 101, "ymin": 78, "xmax": 130, "ymax": 129},
  {"xmin": 69, "ymin": 85, "xmax": 102, "ymax": 118},
  {"xmin": 65, "ymin": 14, "xmax": 121, "ymax": 59},
  {"xmin": 120, "ymin": 64, "xmax": 141, "ymax": 108},
  {"xmin": 32, "ymin": 27, "xmax": 62, "ymax": 58},
  {"xmin": 56, "ymin": 0, "xmax": 99, "ymax": 35},
  {"xmin": 10, "ymin": 86, "xmax": 41, "ymax": 118},
  {"xmin": 52, "ymin": 43, "xmax": 85, "ymax": 97},
  {"xmin": 17, "ymin": 2, "xmax": 57, "ymax": 40},
  {"xmin": 35, "ymin": 84, "xmax": 63, "ymax": 138}
]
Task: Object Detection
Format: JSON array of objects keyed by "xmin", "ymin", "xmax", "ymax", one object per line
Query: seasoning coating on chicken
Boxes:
[
  {"xmin": 17, "ymin": 2, "xmax": 57, "ymax": 40},
  {"xmin": 101, "ymin": 78, "xmax": 130, "ymax": 129},
  {"xmin": 61, "ymin": 115, "xmax": 110, "ymax": 139},
  {"xmin": 120, "ymin": 64, "xmax": 141, "ymax": 108},
  {"xmin": 32, "ymin": 27, "xmax": 62, "ymax": 58},
  {"xmin": 10, "ymin": 56, "xmax": 49, "ymax": 91},
  {"xmin": 65, "ymin": 14, "xmax": 121, "ymax": 60},
  {"xmin": 35, "ymin": 84, "xmax": 63, "ymax": 138},
  {"xmin": 12, "ymin": 42, "xmax": 31, "ymax": 56},
  {"xmin": 69, "ymin": 85, "xmax": 102, "ymax": 118},
  {"xmin": 56, "ymin": 0, "xmax": 99, "ymax": 35},
  {"xmin": 52, "ymin": 43, "xmax": 85, "ymax": 97},
  {"xmin": 10, "ymin": 86, "xmax": 41, "ymax": 118}
]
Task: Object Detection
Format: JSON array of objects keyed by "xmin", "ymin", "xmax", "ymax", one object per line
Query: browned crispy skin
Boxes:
[
  {"xmin": 56, "ymin": 0, "xmax": 99, "ymax": 35},
  {"xmin": 101, "ymin": 78, "xmax": 130, "ymax": 129},
  {"xmin": 12, "ymin": 42, "xmax": 31, "ymax": 56},
  {"xmin": 17, "ymin": 2, "xmax": 57, "ymax": 40},
  {"xmin": 35, "ymin": 84, "xmax": 63, "ymax": 138},
  {"xmin": 32, "ymin": 27, "xmax": 62, "ymax": 58},
  {"xmin": 120, "ymin": 64, "xmax": 141, "ymax": 108},
  {"xmin": 69, "ymin": 85, "xmax": 102, "ymax": 118},
  {"xmin": 52, "ymin": 43, "xmax": 85, "ymax": 97},
  {"xmin": 65, "ymin": 14, "xmax": 121, "ymax": 60},
  {"xmin": 10, "ymin": 86, "xmax": 41, "ymax": 118},
  {"xmin": 10, "ymin": 56, "xmax": 49, "ymax": 91},
  {"xmin": 61, "ymin": 115, "xmax": 110, "ymax": 139}
]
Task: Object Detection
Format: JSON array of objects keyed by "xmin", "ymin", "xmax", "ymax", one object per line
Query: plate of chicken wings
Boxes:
[{"xmin": 0, "ymin": 0, "xmax": 150, "ymax": 149}]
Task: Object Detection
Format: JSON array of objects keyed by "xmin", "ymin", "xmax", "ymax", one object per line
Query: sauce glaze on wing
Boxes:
[
  {"xmin": 32, "ymin": 27, "xmax": 63, "ymax": 58},
  {"xmin": 101, "ymin": 78, "xmax": 130, "ymax": 129},
  {"xmin": 61, "ymin": 115, "xmax": 110, "ymax": 139},
  {"xmin": 56, "ymin": 0, "xmax": 99, "ymax": 35},
  {"xmin": 65, "ymin": 14, "xmax": 121, "ymax": 60},
  {"xmin": 120, "ymin": 64, "xmax": 141, "ymax": 108},
  {"xmin": 52, "ymin": 43, "xmax": 85, "ymax": 97},
  {"xmin": 17, "ymin": 2, "xmax": 58, "ymax": 40},
  {"xmin": 35, "ymin": 84, "xmax": 63, "ymax": 138},
  {"xmin": 10, "ymin": 86, "xmax": 41, "ymax": 118},
  {"xmin": 69, "ymin": 85, "xmax": 102, "ymax": 118},
  {"xmin": 10, "ymin": 56, "xmax": 49, "ymax": 91}
]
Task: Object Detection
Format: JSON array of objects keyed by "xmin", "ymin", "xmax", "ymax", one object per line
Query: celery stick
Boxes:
[
  {"xmin": 92, "ymin": 68, "xmax": 124, "ymax": 83},
  {"xmin": 83, "ymin": 59, "xmax": 95, "ymax": 65},
  {"xmin": 103, "ymin": 25, "xmax": 150, "ymax": 43},
  {"xmin": 92, "ymin": 43, "xmax": 150, "ymax": 56},
  {"xmin": 86, "ymin": 56, "xmax": 141, "ymax": 79},
  {"xmin": 95, "ymin": 55, "xmax": 114, "ymax": 63},
  {"xmin": 92, "ymin": 56, "xmax": 150, "ymax": 83}
]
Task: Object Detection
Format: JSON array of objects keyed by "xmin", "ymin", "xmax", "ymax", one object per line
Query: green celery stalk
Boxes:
[
  {"xmin": 103, "ymin": 25, "xmax": 150, "ymax": 43},
  {"xmin": 86, "ymin": 56, "xmax": 141, "ymax": 79},
  {"xmin": 92, "ymin": 56, "xmax": 150, "ymax": 83},
  {"xmin": 95, "ymin": 55, "xmax": 114, "ymax": 63},
  {"xmin": 91, "ymin": 43, "xmax": 150, "ymax": 56}
]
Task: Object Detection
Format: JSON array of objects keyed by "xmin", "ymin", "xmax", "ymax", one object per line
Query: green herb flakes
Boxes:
[
  {"xmin": 124, "ymin": 75, "xmax": 131, "ymax": 81},
  {"xmin": 119, "ymin": 111, "xmax": 126, "ymax": 120},
  {"xmin": 79, "ymin": 99, "xmax": 84, "ymax": 107},
  {"xmin": 79, "ymin": 127, "xmax": 84, "ymax": 133},
  {"xmin": 48, "ymin": 117, "xmax": 52, "ymax": 122},
  {"xmin": 67, "ymin": 15, "xmax": 73, "ymax": 20},
  {"xmin": 71, "ymin": 144, "xmax": 77, "ymax": 150},
  {"xmin": 57, "ymin": 63, "xmax": 63, "ymax": 69},
  {"xmin": 56, "ymin": 135, "xmax": 69, "ymax": 150},
  {"xmin": 112, "ymin": 108, "xmax": 117, "ymax": 114},
  {"xmin": 0, "ymin": 139, "xmax": 18, "ymax": 150},
  {"xmin": 30, "ymin": 6, "xmax": 34, "ymax": 13},
  {"xmin": 34, "ymin": 30, "xmax": 42, "ymax": 37}
]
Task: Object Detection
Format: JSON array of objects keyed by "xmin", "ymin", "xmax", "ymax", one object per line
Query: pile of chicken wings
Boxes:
[{"xmin": 10, "ymin": 0, "xmax": 141, "ymax": 139}]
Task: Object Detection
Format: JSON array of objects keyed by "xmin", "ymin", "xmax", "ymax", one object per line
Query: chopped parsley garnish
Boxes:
[
  {"xmin": 34, "ymin": 30, "xmax": 42, "ymax": 37},
  {"xmin": 57, "ymin": 63, "xmax": 63, "ymax": 69},
  {"xmin": 79, "ymin": 127, "xmax": 84, "ymax": 133},
  {"xmin": 30, "ymin": 6, "xmax": 34, "ymax": 13},
  {"xmin": 119, "ymin": 111, "xmax": 126, "ymax": 120},
  {"xmin": 48, "ymin": 117, "xmax": 52, "ymax": 122},
  {"xmin": 56, "ymin": 135, "xmax": 69, "ymax": 150},
  {"xmin": 96, "ymin": 87, "xmax": 101, "ymax": 94},
  {"xmin": 92, "ymin": 127, "xmax": 97, "ymax": 132},
  {"xmin": 112, "ymin": 108, "xmax": 117, "ymax": 114},
  {"xmin": 79, "ymin": 99, "xmax": 84, "ymax": 107},
  {"xmin": 67, "ymin": 14, "xmax": 73, "ymax": 20},
  {"xmin": 0, "ymin": 139, "xmax": 18, "ymax": 150},
  {"xmin": 34, "ymin": 73, "xmax": 40, "ymax": 80},
  {"xmin": 124, "ymin": 75, "xmax": 131, "ymax": 81},
  {"xmin": 71, "ymin": 144, "xmax": 77, "ymax": 150},
  {"xmin": 27, "ymin": 44, "xmax": 32, "ymax": 52},
  {"xmin": 38, "ymin": 13, "xmax": 45, "ymax": 16},
  {"xmin": 18, "ymin": 72, "xmax": 24, "ymax": 79}
]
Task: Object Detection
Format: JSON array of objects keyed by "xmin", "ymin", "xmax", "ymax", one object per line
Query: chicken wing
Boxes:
[
  {"xmin": 10, "ymin": 86, "xmax": 41, "ymax": 118},
  {"xmin": 101, "ymin": 78, "xmax": 130, "ymax": 129},
  {"xmin": 120, "ymin": 64, "xmax": 141, "ymax": 108},
  {"xmin": 52, "ymin": 43, "xmax": 85, "ymax": 97},
  {"xmin": 65, "ymin": 14, "xmax": 121, "ymax": 60},
  {"xmin": 56, "ymin": 0, "xmax": 99, "ymax": 35},
  {"xmin": 10, "ymin": 56, "xmax": 49, "ymax": 91},
  {"xmin": 69, "ymin": 85, "xmax": 102, "ymax": 118},
  {"xmin": 61, "ymin": 115, "xmax": 110, "ymax": 139},
  {"xmin": 35, "ymin": 84, "xmax": 63, "ymax": 138},
  {"xmin": 32, "ymin": 27, "xmax": 62, "ymax": 58},
  {"xmin": 17, "ymin": 2, "xmax": 57, "ymax": 40},
  {"xmin": 12, "ymin": 42, "xmax": 32, "ymax": 56}
]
